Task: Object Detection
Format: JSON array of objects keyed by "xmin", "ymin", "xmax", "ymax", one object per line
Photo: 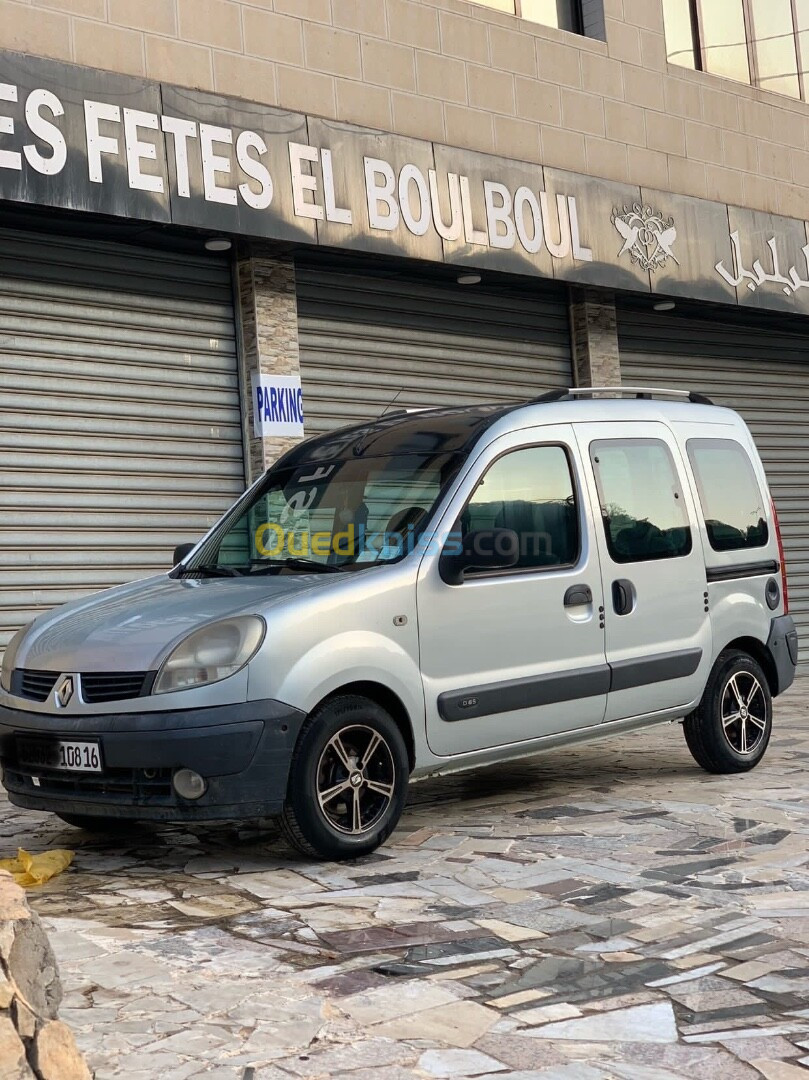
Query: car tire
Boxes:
[
  {"xmin": 55, "ymin": 813, "xmax": 139, "ymax": 833},
  {"xmin": 280, "ymin": 695, "xmax": 409, "ymax": 860},
  {"xmin": 683, "ymin": 649, "xmax": 772, "ymax": 774}
]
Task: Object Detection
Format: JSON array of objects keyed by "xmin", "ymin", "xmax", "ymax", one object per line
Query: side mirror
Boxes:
[
  {"xmin": 172, "ymin": 542, "xmax": 196, "ymax": 567},
  {"xmin": 439, "ymin": 528, "xmax": 520, "ymax": 585}
]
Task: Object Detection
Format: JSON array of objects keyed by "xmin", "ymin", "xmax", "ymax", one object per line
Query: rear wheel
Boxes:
[
  {"xmin": 683, "ymin": 650, "xmax": 772, "ymax": 773},
  {"xmin": 281, "ymin": 695, "xmax": 409, "ymax": 860}
]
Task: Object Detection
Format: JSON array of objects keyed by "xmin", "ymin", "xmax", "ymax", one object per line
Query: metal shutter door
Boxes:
[
  {"xmin": 0, "ymin": 229, "xmax": 245, "ymax": 652},
  {"xmin": 296, "ymin": 265, "xmax": 572, "ymax": 436},
  {"xmin": 617, "ymin": 304, "xmax": 809, "ymax": 668}
]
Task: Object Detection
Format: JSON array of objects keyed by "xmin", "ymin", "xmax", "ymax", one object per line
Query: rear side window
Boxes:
[
  {"xmin": 687, "ymin": 439, "xmax": 768, "ymax": 551},
  {"xmin": 590, "ymin": 439, "xmax": 692, "ymax": 563}
]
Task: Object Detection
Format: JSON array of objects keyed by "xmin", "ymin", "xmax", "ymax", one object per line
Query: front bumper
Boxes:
[{"xmin": 0, "ymin": 698, "xmax": 306, "ymax": 821}]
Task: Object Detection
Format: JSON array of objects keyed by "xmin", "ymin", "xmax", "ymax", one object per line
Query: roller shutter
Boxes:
[
  {"xmin": 296, "ymin": 265, "xmax": 572, "ymax": 436},
  {"xmin": 0, "ymin": 229, "xmax": 245, "ymax": 652},
  {"xmin": 617, "ymin": 303, "xmax": 809, "ymax": 668}
]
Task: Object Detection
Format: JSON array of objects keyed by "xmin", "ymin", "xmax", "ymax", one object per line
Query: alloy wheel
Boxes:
[
  {"xmin": 721, "ymin": 671, "xmax": 767, "ymax": 755},
  {"xmin": 315, "ymin": 725, "xmax": 396, "ymax": 835}
]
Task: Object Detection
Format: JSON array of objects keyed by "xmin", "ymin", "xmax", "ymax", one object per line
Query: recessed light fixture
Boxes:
[
  {"xmin": 205, "ymin": 236, "xmax": 232, "ymax": 252},
  {"xmin": 653, "ymin": 300, "xmax": 676, "ymax": 311},
  {"xmin": 457, "ymin": 272, "xmax": 481, "ymax": 285}
]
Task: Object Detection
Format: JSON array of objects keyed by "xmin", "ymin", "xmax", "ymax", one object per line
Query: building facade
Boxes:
[{"xmin": 2, "ymin": 0, "xmax": 809, "ymax": 662}]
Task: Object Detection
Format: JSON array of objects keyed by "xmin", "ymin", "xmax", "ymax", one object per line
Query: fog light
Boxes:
[{"xmin": 173, "ymin": 768, "xmax": 207, "ymax": 800}]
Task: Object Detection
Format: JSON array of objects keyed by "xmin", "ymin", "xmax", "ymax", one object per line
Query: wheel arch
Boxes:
[
  {"xmin": 313, "ymin": 681, "xmax": 416, "ymax": 772},
  {"xmin": 719, "ymin": 636, "xmax": 778, "ymax": 696}
]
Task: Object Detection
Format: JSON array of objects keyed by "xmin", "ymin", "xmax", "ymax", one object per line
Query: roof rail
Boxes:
[{"xmin": 531, "ymin": 386, "xmax": 714, "ymax": 406}]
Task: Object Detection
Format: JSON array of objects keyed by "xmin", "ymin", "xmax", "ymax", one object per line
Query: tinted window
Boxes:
[
  {"xmin": 462, "ymin": 445, "xmax": 579, "ymax": 571},
  {"xmin": 687, "ymin": 439, "xmax": 769, "ymax": 552},
  {"xmin": 591, "ymin": 439, "xmax": 692, "ymax": 563}
]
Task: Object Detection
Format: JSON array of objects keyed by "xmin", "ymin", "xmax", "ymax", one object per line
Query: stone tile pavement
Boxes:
[{"xmin": 3, "ymin": 687, "xmax": 809, "ymax": 1079}]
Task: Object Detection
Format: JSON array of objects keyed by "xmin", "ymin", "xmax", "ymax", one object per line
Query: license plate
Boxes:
[{"xmin": 17, "ymin": 738, "xmax": 102, "ymax": 774}]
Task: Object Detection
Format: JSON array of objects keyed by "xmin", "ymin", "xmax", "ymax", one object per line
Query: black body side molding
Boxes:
[
  {"xmin": 439, "ymin": 648, "xmax": 704, "ymax": 722},
  {"xmin": 706, "ymin": 560, "xmax": 779, "ymax": 583}
]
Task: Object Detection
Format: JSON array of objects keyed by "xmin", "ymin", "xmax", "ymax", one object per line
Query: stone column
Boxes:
[
  {"xmin": 236, "ymin": 253, "xmax": 303, "ymax": 484},
  {"xmin": 569, "ymin": 288, "xmax": 622, "ymax": 388}
]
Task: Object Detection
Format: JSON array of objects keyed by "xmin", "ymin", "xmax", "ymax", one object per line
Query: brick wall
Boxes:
[{"xmin": 1, "ymin": 0, "xmax": 807, "ymax": 219}]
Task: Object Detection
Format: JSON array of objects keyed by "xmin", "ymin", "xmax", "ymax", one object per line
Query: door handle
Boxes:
[
  {"xmin": 564, "ymin": 584, "xmax": 593, "ymax": 607},
  {"xmin": 612, "ymin": 579, "xmax": 634, "ymax": 616}
]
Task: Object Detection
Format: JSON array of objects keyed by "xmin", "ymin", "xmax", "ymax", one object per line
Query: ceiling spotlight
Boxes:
[
  {"xmin": 653, "ymin": 300, "xmax": 676, "ymax": 311},
  {"xmin": 205, "ymin": 236, "xmax": 232, "ymax": 252},
  {"xmin": 457, "ymin": 272, "xmax": 481, "ymax": 285}
]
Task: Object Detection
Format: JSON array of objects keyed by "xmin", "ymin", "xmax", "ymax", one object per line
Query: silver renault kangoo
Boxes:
[{"xmin": 0, "ymin": 387, "xmax": 798, "ymax": 859}]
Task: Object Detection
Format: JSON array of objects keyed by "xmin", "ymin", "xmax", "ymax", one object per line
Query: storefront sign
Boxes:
[
  {"xmin": 252, "ymin": 374, "xmax": 305, "ymax": 439},
  {"xmin": 2, "ymin": 48, "xmax": 809, "ymax": 314}
]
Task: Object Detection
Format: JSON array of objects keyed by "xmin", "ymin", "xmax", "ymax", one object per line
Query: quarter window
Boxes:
[
  {"xmin": 462, "ymin": 445, "xmax": 579, "ymax": 571},
  {"xmin": 687, "ymin": 439, "xmax": 769, "ymax": 551},
  {"xmin": 591, "ymin": 439, "xmax": 692, "ymax": 563}
]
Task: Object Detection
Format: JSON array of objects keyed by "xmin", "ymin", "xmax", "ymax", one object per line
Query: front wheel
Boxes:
[
  {"xmin": 281, "ymin": 695, "xmax": 409, "ymax": 860},
  {"xmin": 683, "ymin": 650, "xmax": 772, "ymax": 773}
]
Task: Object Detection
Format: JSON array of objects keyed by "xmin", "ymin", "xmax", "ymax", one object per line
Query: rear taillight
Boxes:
[{"xmin": 771, "ymin": 498, "xmax": 789, "ymax": 613}]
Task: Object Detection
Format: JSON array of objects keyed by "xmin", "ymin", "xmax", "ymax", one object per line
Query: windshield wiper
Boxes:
[
  {"xmin": 183, "ymin": 564, "xmax": 243, "ymax": 578},
  {"xmin": 249, "ymin": 558, "xmax": 343, "ymax": 575}
]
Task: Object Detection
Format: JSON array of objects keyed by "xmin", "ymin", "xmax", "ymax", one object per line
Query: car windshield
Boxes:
[{"xmin": 180, "ymin": 450, "xmax": 463, "ymax": 575}]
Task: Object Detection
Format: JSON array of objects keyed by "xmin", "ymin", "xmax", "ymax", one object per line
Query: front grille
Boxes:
[
  {"xmin": 80, "ymin": 672, "xmax": 149, "ymax": 704},
  {"xmin": 18, "ymin": 670, "xmax": 59, "ymax": 702},
  {"xmin": 4, "ymin": 766, "xmax": 173, "ymax": 802},
  {"xmin": 14, "ymin": 669, "xmax": 151, "ymax": 704}
]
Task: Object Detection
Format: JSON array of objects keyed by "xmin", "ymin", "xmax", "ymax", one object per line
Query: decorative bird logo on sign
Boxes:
[{"xmin": 612, "ymin": 204, "xmax": 679, "ymax": 272}]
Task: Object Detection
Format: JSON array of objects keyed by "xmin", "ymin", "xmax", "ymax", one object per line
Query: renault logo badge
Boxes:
[{"xmin": 55, "ymin": 676, "xmax": 74, "ymax": 708}]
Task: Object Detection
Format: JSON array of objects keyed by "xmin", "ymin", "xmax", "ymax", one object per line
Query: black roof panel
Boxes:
[{"xmin": 283, "ymin": 404, "xmax": 510, "ymax": 464}]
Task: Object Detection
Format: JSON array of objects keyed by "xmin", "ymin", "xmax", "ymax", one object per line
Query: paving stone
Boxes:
[
  {"xmin": 751, "ymin": 1062, "xmax": 809, "ymax": 1080},
  {"xmin": 525, "ymin": 1002, "xmax": 679, "ymax": 1043},
  {"xmin": 371, "ymin": 999, "xmax": 499, "ymax": 1047},
  {"xmin": 417, "ymin": 1048, "xmax": 508, "ymax": 1077}
]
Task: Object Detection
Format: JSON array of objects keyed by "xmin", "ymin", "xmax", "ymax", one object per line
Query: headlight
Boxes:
[
  {"xmin": 153, "ymin": 616, "xmax": 265, "ymax": 695},
  {"xmin": 1, "ymin": 622, "xmax": 32, "ymax": 692}
]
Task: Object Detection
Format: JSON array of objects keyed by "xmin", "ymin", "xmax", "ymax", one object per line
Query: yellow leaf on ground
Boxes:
[{"xmin": 0, "ymin": 848, "xmax": 74, "ymax": 888}]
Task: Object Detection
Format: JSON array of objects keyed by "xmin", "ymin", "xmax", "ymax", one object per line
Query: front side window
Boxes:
[
  {"xmin": 687, "ymin": 439, "xmax": 768, "ymax": 551},
  {"xmin": 461, "ymin": 444, "xmax": 580, "ymax": 571},
  {"xmin": 591, "ymin": 439, "xmax": 692, "ymax": 563},
  {"xmin": 183, "ymin": 452, "xmax": 463, "ymax": 576}
]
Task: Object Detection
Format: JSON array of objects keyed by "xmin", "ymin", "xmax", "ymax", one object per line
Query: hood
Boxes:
[{"xmin": 16, "ymin": 572, "xmax": 339, "ymax": 673}]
